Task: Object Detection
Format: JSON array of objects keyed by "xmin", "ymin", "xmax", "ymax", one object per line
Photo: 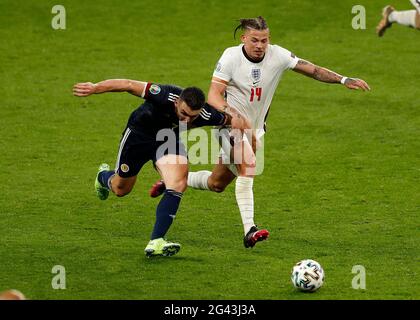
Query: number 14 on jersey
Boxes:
[{"xmin": 250, "ymin": 87, "xmax": 262, "ymax": 102}]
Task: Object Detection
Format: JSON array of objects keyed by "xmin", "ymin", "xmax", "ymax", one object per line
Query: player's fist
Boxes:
[
  {"xmin": 344, "ymin": 78, "xmax": 370, "ymax": 91},
  {"xmin": 73, "ymin": 82, "xmax": 97, "ymax": 97},
  {"xmin": 230, "ymin": 111, "xmax": 251, "ymax": 132}
]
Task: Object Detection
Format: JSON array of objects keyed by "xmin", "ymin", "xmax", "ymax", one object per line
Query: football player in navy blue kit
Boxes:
[{"xmin": 73, "ymin": 79, "xmax": 229, "ymax": 257}]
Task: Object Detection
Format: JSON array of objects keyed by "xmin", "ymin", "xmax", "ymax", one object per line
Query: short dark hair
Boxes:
[
  {"xmin": 234, "ymin": 16, "xmax": 269, "ymax": 39},
  {"xmin": 179, "ymin": 87, "xmax": 205, "ymax": 110}
]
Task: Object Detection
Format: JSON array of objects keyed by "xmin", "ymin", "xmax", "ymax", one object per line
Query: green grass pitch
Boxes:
[{"xmin": 0, "ymin": 0, "xmax": 418, "ymax": 300}]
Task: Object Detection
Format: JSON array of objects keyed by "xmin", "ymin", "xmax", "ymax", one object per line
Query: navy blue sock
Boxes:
[
  {"xmin": 151, "ymin": 189, "xmax": 183, "ymax": 240},
  {"xmin": 98, "ymin": 170, "xmax": 115, "ymax": 189}
]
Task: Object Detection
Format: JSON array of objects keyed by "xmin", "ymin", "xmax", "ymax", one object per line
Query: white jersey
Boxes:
[{"xmin": 213, "ymin": 44, "xmax": 299, "ymax": 137}]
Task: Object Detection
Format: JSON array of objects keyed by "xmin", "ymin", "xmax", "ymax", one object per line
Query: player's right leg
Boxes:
[
  {"xmin": 231, "ymin": 138, "xmax": 269, "ymax": 248},
  {"xmin": 145, "ymin": 154, "xmax": 188, "ymax": 257}
]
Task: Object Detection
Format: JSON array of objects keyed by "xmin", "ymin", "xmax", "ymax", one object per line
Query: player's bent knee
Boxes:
[
  {"xmin": 114, "ymin": 189, "xmax": 130, "ymax": 197},
  {"xmin": 113, "ymin": 185, "xmax": 132, "ymax": 197},
  {"xmin": 110, "ymin": 175, "xmax": 136, "ymax": 197},
  {"xmin": 208, "ymin": 181, "xmax": 227, "ymax": 193}
]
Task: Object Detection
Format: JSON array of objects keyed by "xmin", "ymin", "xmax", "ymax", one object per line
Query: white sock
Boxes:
[
  {"xmin": 235, "ymin": 176, "xmax": 255, "ymax": 235},
  {"xmin": 410, "ymin": 0, "xmax": 420, "ymax": 12},
  {"xmin": 187, "ymin": 171, "xmax": 211, "ymax": 190},
  {"xmin": 388, "ymin": 10, "xmax": 416, "ymax": 27}
]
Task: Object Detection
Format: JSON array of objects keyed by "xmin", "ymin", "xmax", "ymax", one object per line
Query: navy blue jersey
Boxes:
[{"xmin": 128, "ymin": 83, "xmax": 226, "ymax": 136}]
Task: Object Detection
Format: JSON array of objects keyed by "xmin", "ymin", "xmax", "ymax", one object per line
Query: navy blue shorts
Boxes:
[{"xmin": 114, "ymin": 127, "xmax": 187, "ymax": 178}]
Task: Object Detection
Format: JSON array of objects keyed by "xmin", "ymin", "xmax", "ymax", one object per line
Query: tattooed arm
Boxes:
[
  {"xmin": 293, "ymin": 59, "xmax": 370, "ymax": 91},
  {"xmin": 73, "ymin": 79, "xmax": 146, "ymax": 97}
]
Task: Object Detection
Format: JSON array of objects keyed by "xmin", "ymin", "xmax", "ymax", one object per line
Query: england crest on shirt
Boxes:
[{"xmin": 251, "ymin": 68, "xmax": 261, "ymax": 86}]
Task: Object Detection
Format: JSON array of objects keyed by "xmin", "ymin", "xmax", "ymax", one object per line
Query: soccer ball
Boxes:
[{"xmin": 291, "ymin": 259, "xmax": 325, "ymax": 292}]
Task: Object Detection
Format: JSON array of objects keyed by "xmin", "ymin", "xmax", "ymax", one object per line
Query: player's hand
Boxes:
[
  {"xmin": 344, "ymin": 78, "xmax": 370, "ymax": 91},
  {"xmin": 73, "ymin": 82, "xmax": 97, "ymax": 97},
  {"xmin": 228, "ymin": 108, "xmax": 251, "ymax": 131},
  {"xmin": 229, "ymin": 112, "xmax": 259, "ymax": 153}
]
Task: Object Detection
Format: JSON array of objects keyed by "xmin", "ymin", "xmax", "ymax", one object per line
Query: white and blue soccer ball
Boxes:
[{"xmin": 291, "ymin": 259, "xmax": 325, "ymax": 292}]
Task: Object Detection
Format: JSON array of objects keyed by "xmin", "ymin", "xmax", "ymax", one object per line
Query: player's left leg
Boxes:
[
  {"xmin": 95, "ymin": 127, "xmax": 147, "ymax": 200},
  {"xmin": 232, "ymin": 137, "xmax": 257, "ymax": 236},
  {"xmin": 232, "ymin": 138, "xmax": 269, "ymax": 248},
  {"xmin": 145, "ymin": 154, "xmax": 188, "ymax": 257},
  {"xmin": 109, "ymin": 174, "xmax": 137, "ymax": 197},
  {"xmin": 95, "ymin": 164, "xmax": 138, "ymax": 199}
]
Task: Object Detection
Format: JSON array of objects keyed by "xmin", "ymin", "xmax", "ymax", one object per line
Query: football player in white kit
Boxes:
[
  {"xmin": 151, "ymin": 16, "xmax": 370, "ymax": 248},
  {"xmin": 377, "ymin": 0, "xmax": 420, "ymax": 36}
]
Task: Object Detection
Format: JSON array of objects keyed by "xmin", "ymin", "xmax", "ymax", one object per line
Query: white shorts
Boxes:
[
  {"xmin": 410, "ymin": 0, "xmax": 420, "ymax": 13},
  {"xmin": 215, "ymin": 127, "xmax": 265, "ymax": 176}
]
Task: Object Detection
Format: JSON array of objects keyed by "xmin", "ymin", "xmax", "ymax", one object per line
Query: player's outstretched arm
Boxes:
[
  {"xmin": 73, "ymin": 79, "xmax": 146, "ymax": 97},
  {"xmin": 292, "ymin": 59, "xmax": 370, "ymax": 91}
]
